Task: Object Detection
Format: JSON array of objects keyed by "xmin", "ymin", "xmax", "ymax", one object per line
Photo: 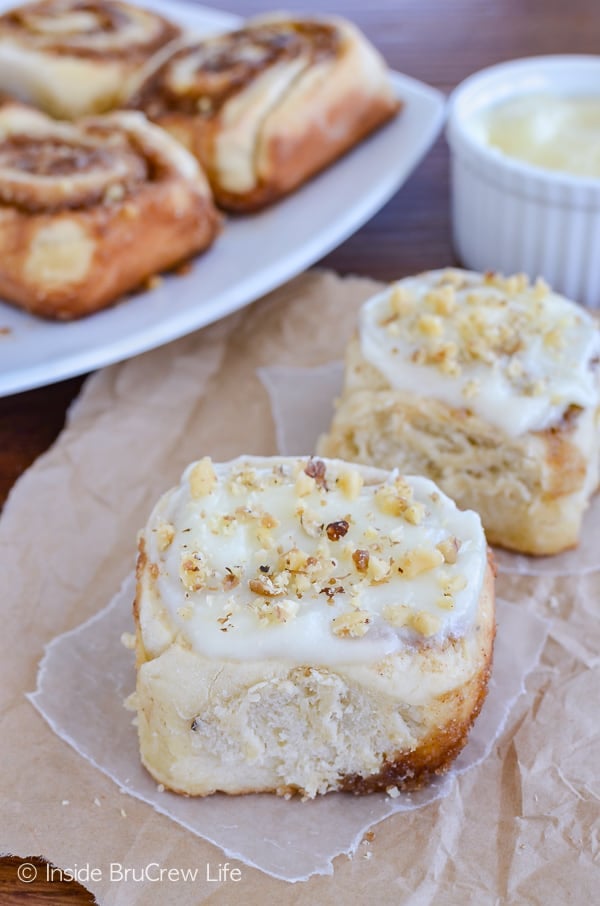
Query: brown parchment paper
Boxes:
[{"xmin": 1, "ymin": 270, "xmax": 599, "ymax": 905}]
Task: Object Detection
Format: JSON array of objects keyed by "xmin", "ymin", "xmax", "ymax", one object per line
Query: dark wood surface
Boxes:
[{"xmin": 1, "ymin": 0, "xmax": 596, "ymax": 901}]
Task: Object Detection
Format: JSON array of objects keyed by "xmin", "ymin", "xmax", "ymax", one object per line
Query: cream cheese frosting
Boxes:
[
  {"xmin": 359, "ymin": 269, "xmax": 600, "ymax": 438},
  {"xmin": 140, "ymin": 456, "xmax": 487, "ymax": 666},
  {"xmin": 476, "ymin": 93, "xmax": 600, "ymax": 179}
]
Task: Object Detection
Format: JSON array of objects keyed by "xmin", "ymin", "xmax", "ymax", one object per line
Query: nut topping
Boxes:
[{"xmin": 326, "ymin": 520, "xmax": 349, "ymax": 541}]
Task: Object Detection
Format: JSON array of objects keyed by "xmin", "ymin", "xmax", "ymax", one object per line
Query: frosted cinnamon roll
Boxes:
[
  {"xmin": 0, "ymin": 101, "xmax": 220, "ymax": 320},
  {"xmin": 0, "ymin": 0, "xmax": 180, "ymax": 119},
  {"xmin": 130, "ymin": 14, "xmax": 400, "ymax": 212},
  {"xmin": 319, "ymin": 269, "xmax": 600, "ymax": 555},
  {"xmin": 132, "ymin": 455, "xmax": 495, "ymax": 798}
]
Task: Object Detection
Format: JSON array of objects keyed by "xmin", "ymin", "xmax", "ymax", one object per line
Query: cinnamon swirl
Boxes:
[
  {"xmin": 0, "ymin": 0, "xmax": 180, "ymax": 119},
  {"xmin": 130, "ymin": 13, "xmax": 401, "ymax": 212},
  {"xmin": 0, "ymin": 101, "xmax": 220, "ymax": 319}
]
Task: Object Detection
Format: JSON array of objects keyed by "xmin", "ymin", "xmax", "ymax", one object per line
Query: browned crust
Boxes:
[
  {"xmin": 0, "ymin": 178, "xmax": 221, "ymax": 319},
  {"xmin": 335, "ymin": 561, "xmax": 495, "ymax": 795},
  {"xmin": 133, "ymin": 536, "xmax": 151, "ymax": 671},
  {"xmin": 153, "ymin": 93, "xmax": 401, "ymax": 214},
  {"xmin": 337, "ymin": 656, "xmax": 492, "ymax": 794},
  {"xmin": 145, "ymin": 655, "xmax": 492, "ymax": 799},
  {"xmin": 213, "ymin": 93, "xmax": 402, "ymax": 213}
]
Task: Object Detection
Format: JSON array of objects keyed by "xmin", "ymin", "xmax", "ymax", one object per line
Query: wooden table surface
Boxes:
[{"xmin": 1, "ymin": 0, "xmax": 597, "ymax": 901}]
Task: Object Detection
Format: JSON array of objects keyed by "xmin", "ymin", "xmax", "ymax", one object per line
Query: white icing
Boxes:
[
  {"xmin": 359, "ymin": 269, "xmax": 600, "ymax": 438},
  {"xmin": 142, "ymin": 456, "xmax": 488, "ymax": 666},
  {"xmin": 476, "ymin": 93, "xmax": 600, "ymax": 179}
]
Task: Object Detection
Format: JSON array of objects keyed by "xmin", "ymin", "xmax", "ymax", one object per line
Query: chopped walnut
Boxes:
[
  {"xmin": 396, "ymin": 546, "xmax": 444, "ymax": 579},
  {"xmin": 436, "ymin": 536, "xmax": 461, "ymax": 564},
  {"xmin": 223, "ymin": 568, "xmax": 240, "ymax": 590},
  {"xmin": 439, "ymin": 572, "xmax": 468, "ymax": 594},
  {"xmin": 382, "ymin": 603, "xmax": 411, "ymax": 627},
  {"xmin": 352, "ymin": 549, "xmax": 370, "ymax": 572},
  {"xmin": 293, "ymin": 574, "xmax": 312, "ymax": 594},
  {"xmin": 425, "ymin": 285, "xmax": 457, "ymax": 316},
  {"xmin": 389, "ymin": 285, "xmax": 415, "ymax": 316},
  {"xmin": 326, "ymin": 520, "xmax": 350, "ymax": 541},
  {"xmin": 261, "ymin": 513, "xmax": 279, "ymax": 529},
  {"xmin": 298, "ymin": 507, "xmax": 323, "ymax": 539},
  {"xmin": 189, "ymin": 458, "xmax": 217, "ymax": 498},
  {"xmin": 155, "ymin": 521, "xmax": 175, "ymax": 552},
  {"xmin": 251, "ymin": 597, "xmax": 299, "ymax": 625},
  {"xmin": 304, "ymin": 458, "xmax": 328, "ymax": 490},
  {"xmin": 180, "ymin": 553, "xmax": 205, "ymax": 591},
  {"xmin": 336, "ymin": 468, "xmax": 363, "ymax": 500},
  {"xmin": 279, "ymin": 547, "xmax": 310, "ymax": 572},
  {"xmin": 331, "ymin": 610, "xmax": 371, "ymax": 638},
  {"xmin": 403, "ymin": 502, "xmax": 425, "ymax": 525},
  {"xmin": 375, "ymin": 484, "xmax": 410, "ymax": 517},
  {"xmin": 367, "ymin": 554, "xmax": 391, "ymax": 583},
  {"xmin": 417, "ymin": 313, "xmax": 444, "ymax": 337},
  {"xmin": 249, "ymin": 572, "xmax": 289, "ymax": 597},
  {"xmin": 408, "ymin": 611, "xmax": 442, "ymax": 637}
]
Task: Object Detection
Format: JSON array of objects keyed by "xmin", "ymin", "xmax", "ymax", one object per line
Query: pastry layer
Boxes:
[
  {"xmin": 130, "ymin": 14, "xmax": 400, "ymax": 210},
  {"xmin": 0, "ymin": 102, "xmax": 220, "ymax": 319},
  {"xmin": 133, "ymin": 456, "xmax": 495, "ymax": 797},
  {"xmin": 319, "ymin": 269, "xmax": 600, "ymax": 555},
  {"xmin": 0, "ymin": 0, "xmax": 180, "ymax": 118}
]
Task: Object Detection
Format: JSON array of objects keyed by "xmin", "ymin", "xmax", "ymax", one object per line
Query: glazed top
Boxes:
[
  {"xmin": 359, "ymin": 268, "xmax": 600, "ymax": 437},
  {"xmin": 140, "ymin": 455, "xmax": 488, "ymax": 665}
]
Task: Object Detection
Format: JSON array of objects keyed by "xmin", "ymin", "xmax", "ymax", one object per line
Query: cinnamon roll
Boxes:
[
  {"xmin": 0, "ymin": 0, "xmax": 180, "ymax": 119},
  {"xmin": 130, "ymin": 14, "xmax": 401, "ymax": 212},
  {"xmin": 132, "ymin": 456, "xmax": 494, "ymax": 798},
  {"xmin": 318, "ymin": 269, "xmax": 600, "ymax": 556},
  {"xmin": 0, "ymin": 101, "xmax": 220, "ymax": 320}
]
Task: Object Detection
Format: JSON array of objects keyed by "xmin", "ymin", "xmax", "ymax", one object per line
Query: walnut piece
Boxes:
[
  {"xmin": 331, "ymin": 610, "xmax": 371, "ymax": 638},
  {"xmin": 189, "ymin": 458, "xmax": 217, "ymax": 499}
]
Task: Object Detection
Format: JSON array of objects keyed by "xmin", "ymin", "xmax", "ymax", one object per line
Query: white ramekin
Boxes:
[{"xmin": 447, "ymin": 56, "xmax": 600, "ymax": 308}]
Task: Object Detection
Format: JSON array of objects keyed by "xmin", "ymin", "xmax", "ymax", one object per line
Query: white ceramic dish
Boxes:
[
  {"xmin": 0, "ymin": 0, "xmax": 445, "ymax": 397},
  {"xmin": 447, "ymin": 55, "xmax": 600, "ymax": 308}
]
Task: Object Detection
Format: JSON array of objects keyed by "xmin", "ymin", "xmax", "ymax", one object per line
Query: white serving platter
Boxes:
[{"xmin": 0, "ymin": 0, "xmax": 445, "ymax": 396}]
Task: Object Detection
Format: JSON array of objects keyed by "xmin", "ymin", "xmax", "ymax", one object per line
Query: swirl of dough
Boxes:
[
  {"xmin": 1, "ymin": 0, "xmax": 179, "ymax": 58},
  {"xmin": 140, "ymin": 20, "xmax": 341, "ymax": 116},
  {"xmin": 0, "ymin": 105, "xmax": 152, "ymax": 212}
]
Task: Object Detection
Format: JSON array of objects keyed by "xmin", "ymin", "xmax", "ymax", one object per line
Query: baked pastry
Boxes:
[
  {"xmin": 0, "ymin": 0, "xmax": 180, "ymax": 119},
  {"xmin": 133, "ymin": 455, "xmax": 494, "ymax": 798},
  {"xmin": 129, "ymin": 13, "xmax": 400, "ymax": 212},
  {"xmin": 319, "ymin": 269, "xmax": 600, "ymax": 556},
  {"xmin": 0, "ymin": 101, "xmax": 220, "ymax": 319}
]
